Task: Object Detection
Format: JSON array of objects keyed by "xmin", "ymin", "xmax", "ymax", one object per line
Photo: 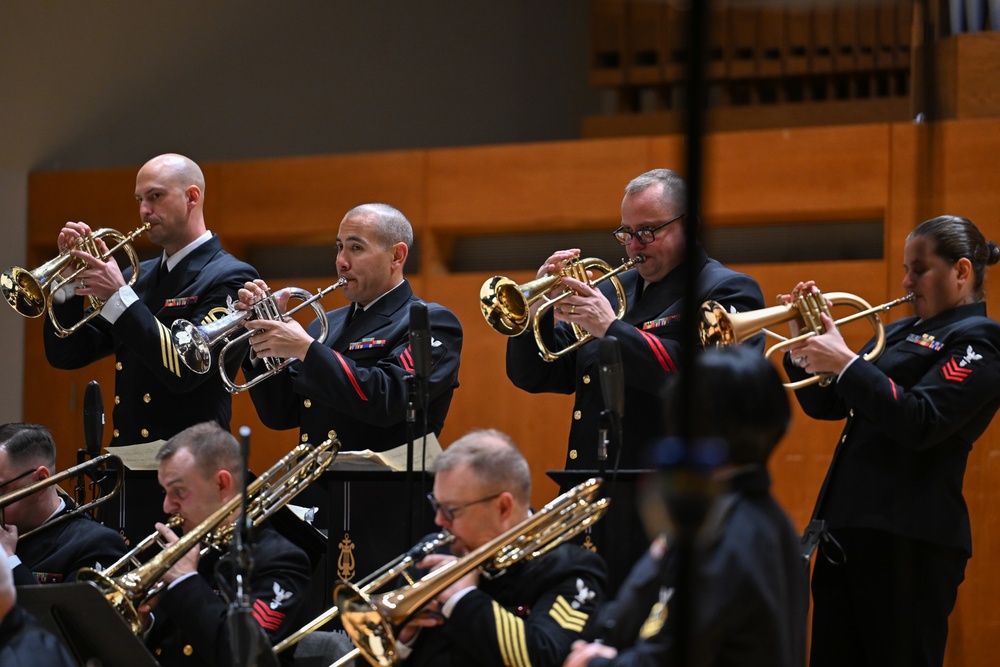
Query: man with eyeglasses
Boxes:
[
  {"xmin": 394, "ymin": 428, "xmax": 607, "ymax": 667},
  {"xmin": 0, "ymin": 423, "xmax": 126, "ymax": 586},
  {"xmin": 507, "ymin": 168, "xmax": 765, "ymax": 473}
]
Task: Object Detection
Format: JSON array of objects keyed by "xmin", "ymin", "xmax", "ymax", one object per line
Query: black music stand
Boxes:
[
  {"xmin": 18, "ymin": 582, "xmax": 159, "ymax": 667},
  {"xmin": 547, "ymin": 469, "xmax": 652, "ymax": 596}
]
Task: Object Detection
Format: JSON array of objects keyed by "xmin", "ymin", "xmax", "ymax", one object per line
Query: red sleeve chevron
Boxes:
[
  {"xmin": 252, "ymin": 598, "xmax": 286, "ymax": 631},
  {"xmin": 639, "ymin": 330, "xmax": 677, "ymax": 372},
  {"xmin": 941, "ymin": 357, "xmax": 973, "ymax": 383},
  {"xmin": 400, "ymin": 346, "xmax": 414, "ymax": 373}
]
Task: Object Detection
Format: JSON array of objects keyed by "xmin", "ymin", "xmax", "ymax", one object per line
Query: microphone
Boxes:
[
  {"xmin": 409, "ymin": 301, "xmax": 432, "ymax": 380},
  {"xmin": 83, "ymin": 380, "xmax": 104, "ymax": 457},
  {"xmin": 599, "ymin": 336, "xmax": 625, "ymax": 419}
]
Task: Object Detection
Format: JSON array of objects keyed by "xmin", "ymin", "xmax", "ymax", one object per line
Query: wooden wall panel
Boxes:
[{"xmin": 424, "ymin": 138, "xmax": 650, "ymax": 231}]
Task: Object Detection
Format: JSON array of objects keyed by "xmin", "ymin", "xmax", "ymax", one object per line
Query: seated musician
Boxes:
[
  {"xmin": 141, "ymin": 422, "xmax": 310, "ymax": 667},
  {"xmin": 563, "ymin": 346, "xmax": 809, "ymax": 667},
  {"xmin": 0, "ymin": 423, "xmax": 127, "ymax": 585},
  {"xmin": 0, "ymin": 546, "xmax": 76, "ymax": 666},
  {"xmin": 394, "ymin": 428, "xmax": 608, "ymax": 667}
]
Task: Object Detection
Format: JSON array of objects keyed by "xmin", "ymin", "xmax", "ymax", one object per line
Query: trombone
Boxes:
[
  {"xmin": 1, "ymin": 223, "xmax": 151, "ymax": 337},
  {"xmin": 480, "ymin": 255, "xmax": 643, "ymax": 361},
  {"xmin": 273, "ymin": 531, "xmax": 456, "ymax": 655},
  {"xmin": 333, "ymin": 478, "xmax": 609, "ymax": 667},
  {"xmin": 171, "ymin": 278, "xmax": 347, "ymax": 393},
  {"xmin": 699, "ymin": 289, "xmax": 916, "ymax": 389},
  {"xmin": 78, "ymin": 438, "xmax": 339, "ymax": 635},
  {"xmin": 0, "ymin": 452, "xmax": 124, "ymax": 540}
]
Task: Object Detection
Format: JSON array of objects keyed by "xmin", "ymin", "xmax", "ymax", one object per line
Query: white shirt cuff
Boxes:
[
  {"xmin": 837, "ymin": 354, "xmax": 861, "ymax": 381},
  {"xmin": 6, "ymin": 554, "xmax": 21, "ymax": 569},
  {"xmin": 99, "ymin": 286, "xmax": 138, "ymax": 324}
]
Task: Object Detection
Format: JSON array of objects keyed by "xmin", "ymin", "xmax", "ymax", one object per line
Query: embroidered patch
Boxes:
[
  {"xmin": 164, "ymin": 296, "xmax": 199, "ymax": 308},
  {"xmin": 348, "ymin": 337, "xmax": 387, "ymax": 350},
  {"xmin": 960, "ymin": 345, "xmax": 983, "ymax": 367},
  {"xmin": 906, "ymin": 333, "xmax": 944, "ymax": 351},
  {"xmin": 270, "ymin": 581, "xmax": 293, "ymax": 609},
  {"xmin": 639, "ymin": 586, "xmax": 673, "ymax": 640},
  {"xmin": 572, "ymin": 577, "xmax": 595, "ymax": 609},
  {"xmin": 941, "ymin": 357, "xmax": 973, "ymax": 383},
  {"xmin": 643, "ymin": 314, "xmax": 681, "ymax": 330},
  {"xmin": 253, "ymin": 598, "xmax": 286, "ymax": 631},
  {"xmin": 550, "ymin": 595, "xmax": 590, "ymax": 632}
]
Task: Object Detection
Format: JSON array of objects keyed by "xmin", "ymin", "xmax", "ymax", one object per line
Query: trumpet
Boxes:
[
  {"xmin": 273, "ymin": 531, "xmax": 456, "ymax": 655},
  {"xmin": 78, "ymin": 438, "xmax": 339, "ymax": 635},
  {"xmin": 481, "ymin": 255, "xmax": 643, "ymax": 361},
  {"xmin": 0, "ymin": 452, "xmax": 124, "ymax": 540},
  {"xmin": 1, "ymin": 223, "xmax": 150, "ymax": 337},
  {"xmin": 334, "ymin": 478, "xmax": 609, "ymax": 667},
  {"xmin": 171, "ymin": 278, "xmax": 346, "ymax": 393},
  {"xmin": 700, "ymin": 290, "xmax": 916, "ymax": 389}
]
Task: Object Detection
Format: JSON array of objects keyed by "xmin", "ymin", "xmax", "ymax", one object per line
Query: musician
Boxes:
[
  {"xmin": 782, "ymin": 215, "xmax": 1000, "ymax": 667},
  {"xmin": 43, "ymin": 153, "xmax": 258, "ymax": 446},
  {"xmin": 563, "ymin": 346, "xmax": 808, "ymax": 667},
  {"xmin": 238, "ymin": 202, "xmax": 463, "ymax": 451},
  {"xmin": 0, "ymin": 423, "xmax": 126, "ymax": 586},
  {"xmin": 0, "ymin": 548, "xmax": 76, "ymax": 666},
  {"xmin": 505, "ymin": 168, "xmax": 765, "ymax": 472},
  {"xmin": 395, "ymin": 428, "xmax": 607, "ymax": 667},
  {"xmin": 142, "ymin": 422, "xmax": 310, "ymax": 667}
]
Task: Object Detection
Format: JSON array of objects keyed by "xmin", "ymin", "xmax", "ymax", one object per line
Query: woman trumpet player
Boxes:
[{"xmin": 781, "ymin": 215, "xmax": 1000, "ymax": 667}]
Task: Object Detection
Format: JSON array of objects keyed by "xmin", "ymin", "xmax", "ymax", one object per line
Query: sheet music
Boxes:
[{"xmin": 330, "ymin": 433, "xmax": 442, "ymax": 472}]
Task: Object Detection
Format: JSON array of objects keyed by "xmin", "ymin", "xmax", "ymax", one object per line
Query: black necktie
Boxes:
[
  {"xmin": 157, "ymin": 260, "xmax": 169, "ymax": 285},
  {"xmin": 635, "ymin": 279, "xmax": 645, "ymax": 303}
]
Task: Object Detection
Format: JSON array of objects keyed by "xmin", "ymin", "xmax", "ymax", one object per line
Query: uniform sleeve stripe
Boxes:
[
  {"xmin": 156, "ymin": 320, "xmax": 181, "ymax": 377},
  {"xmin": 549, "ymin": 596, "xmax": 589, "ymax": 632},
  {"xmin": 639, "ymin": 329, "xmax": 676, "ymax": 372},
  {"xmin": 333, "ymin": 351, "xmax": 369, "ymax": 401},
  {"xmin": 400, "ymin": 347, "xmax": 414, "ymax": 373},
  {"xmin": 492, "ymin": 600, "xmax": 532, "ymax": 667},
  {"xmin": 252, "ymin": 598, "xmax": 285, "ymax": 631}
]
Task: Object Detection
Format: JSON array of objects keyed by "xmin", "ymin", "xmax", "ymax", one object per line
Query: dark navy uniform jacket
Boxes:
[
  {"xmin": 789, "ymin": 301, "xmax": 1000, "ymax": 555},
  {"xmin": 44, "ymin": 234, "xmax": 258, "ymax": 446},
  {"xmin": 246, "ymin": 279, "xmax": 462, "ymax": 452},
  {"xmin": 12, "ymin": 496, "xmax": 127, "ymax": 586},
  {"xmin": 507, "ymin": 248, "xmax": 765, "ymax": 470}
]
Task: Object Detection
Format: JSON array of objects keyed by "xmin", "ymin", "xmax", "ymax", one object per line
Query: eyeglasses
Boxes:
[
  {"xmin": 426, "ymin": 492, "xmax": 502, "ymax": 522},
  {"xmin": 613, "ymin": 212, "xmax": 686, "ymax": 246},
  {"xmin": 0, "ymin": 466, "xmax": 38, "ymax": 491}
]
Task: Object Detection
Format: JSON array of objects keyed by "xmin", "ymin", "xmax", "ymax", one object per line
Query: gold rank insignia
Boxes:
[{"xmin": 640, "ymin": 585, "xmax": 673, "ymax": 639}]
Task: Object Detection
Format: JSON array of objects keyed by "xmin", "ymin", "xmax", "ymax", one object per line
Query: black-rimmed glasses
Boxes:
[
  {"xmin": 426, "ymin": 492, "xmax": 502, "ymax": 522},
  {"xmin": 0, "ymin": 466, "xmax": 38, "ymax": 491},
  {"xmin": 613, "ymin": 212, "xmax": 686, "ymax": 246}
]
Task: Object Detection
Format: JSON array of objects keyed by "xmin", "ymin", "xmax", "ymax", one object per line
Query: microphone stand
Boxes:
[
  {"xmin": 227, "ymin": 426, "xmax": 259, "ymax": 667},
  {"xmin": 405, "ymin": 375, "xmax": 419, "ymax": 548}
]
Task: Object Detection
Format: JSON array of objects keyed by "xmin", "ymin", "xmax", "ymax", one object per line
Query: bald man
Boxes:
[{"xmin": 43, "ymin": 153, "xmax": 258, "ymax": 447}]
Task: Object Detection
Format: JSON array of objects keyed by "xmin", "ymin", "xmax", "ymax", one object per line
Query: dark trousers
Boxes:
[{"xmin": 809, "ymin": 527, "xmax": 967, "ymax": 667}]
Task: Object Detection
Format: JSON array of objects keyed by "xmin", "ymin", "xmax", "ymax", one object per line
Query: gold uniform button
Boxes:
[
  {"xmin": 582, "ymin": 375, "xmax": 591, "ymax": 384},
  {"xmin": 301, "ymin": 433, "xmax": 310, "ymax": 443},
  {"xmin": 114, "ymin": 395, "xmax": 121, "ymax": 405},
  {"xmin": 328, "ymin": 430, "xmax": 337, "ymax": 440},
  {"xmin": 141, "ymin": 429, "xmax": 149, "ymax": 438},
  {"xmin": 155, "ymin": 648, "xmax": 162, "ymax": 656},
  {"xmin": 849, "ymin": 409, "xmax": 854, "ymax": 418},
  {"xmin": 116, "ymin": 362, "xmax": 123, "ymax": 371},
  {"xmin": 569, "ymin": 449, "xmax": 578, "ymax": 460},
  {"xmin": 113, "ymin": 429, "xmax": 120, "ymax": 438},
  {"xmin": 183, "ymin": 644, "xmax": 194, "ymax": 656},
  {"xmin": 303, "ymin": 399, "xmax": 312, "ymax": 408},
  {"xmin": 841, "ymin": 435, "xmax": 847, "ymax": 443},
  {"xmin": 573, "ymin": 410, "xmax": 582, "ymax": 420},
  {"xmin": 143, "ymin": 393, "xmax": 151, "ymax": 403}
]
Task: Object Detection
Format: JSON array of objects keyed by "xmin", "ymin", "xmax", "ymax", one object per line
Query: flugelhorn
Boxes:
[
  {"xmin": 700, "ymin": 290, "xmax": 916, "ymax": 389},
  {"xmin": 171, "ymin": 278, "xmax": 346, "ymax": 393},
  {"xmin": 1, "ymin": 223, "xmax": 150, "ymax": 337},
  {"xmin": 0, "ymin": 452, "xmax": 124, "ymax": 540},
  {"xmin": 333, "ymin": 478, "xmax": 609, "ymax": 667},
  {"xmin": 78, "ymin": 437, "xmax": 339, "ymax": 635},
  {"xmin": 273, "ymin": 531, "xmax": 456, "ymax": 655},
  {"xmin": 481, "ymin": 255, "xmax": 643, "ymax": 361}
]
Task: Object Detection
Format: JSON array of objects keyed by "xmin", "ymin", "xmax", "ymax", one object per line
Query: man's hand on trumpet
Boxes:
[
  {"xmin": 554, "ymin": 276, "xmax": 617, "ymax": 338},
  {"xmin": 778, "ymin": 281, "xmax": 856, "ymax": 377},
  {"xmin": 58, "ymin": 221, "xmax": 127, "ymax": 300},
  {"xmin": 237, "ymin": 279, "xmax": 314, "ymax": 362}
]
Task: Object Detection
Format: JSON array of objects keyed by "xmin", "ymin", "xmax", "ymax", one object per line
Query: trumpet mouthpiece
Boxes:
[{"xmin": 632, "ymin": 253, "xmax": 646, "ymax": 264}]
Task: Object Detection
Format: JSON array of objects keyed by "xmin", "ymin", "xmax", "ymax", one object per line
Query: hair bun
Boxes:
[{"xmin": 988, "ymin": 241, "xmax": 1000, "ymax": 266}]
